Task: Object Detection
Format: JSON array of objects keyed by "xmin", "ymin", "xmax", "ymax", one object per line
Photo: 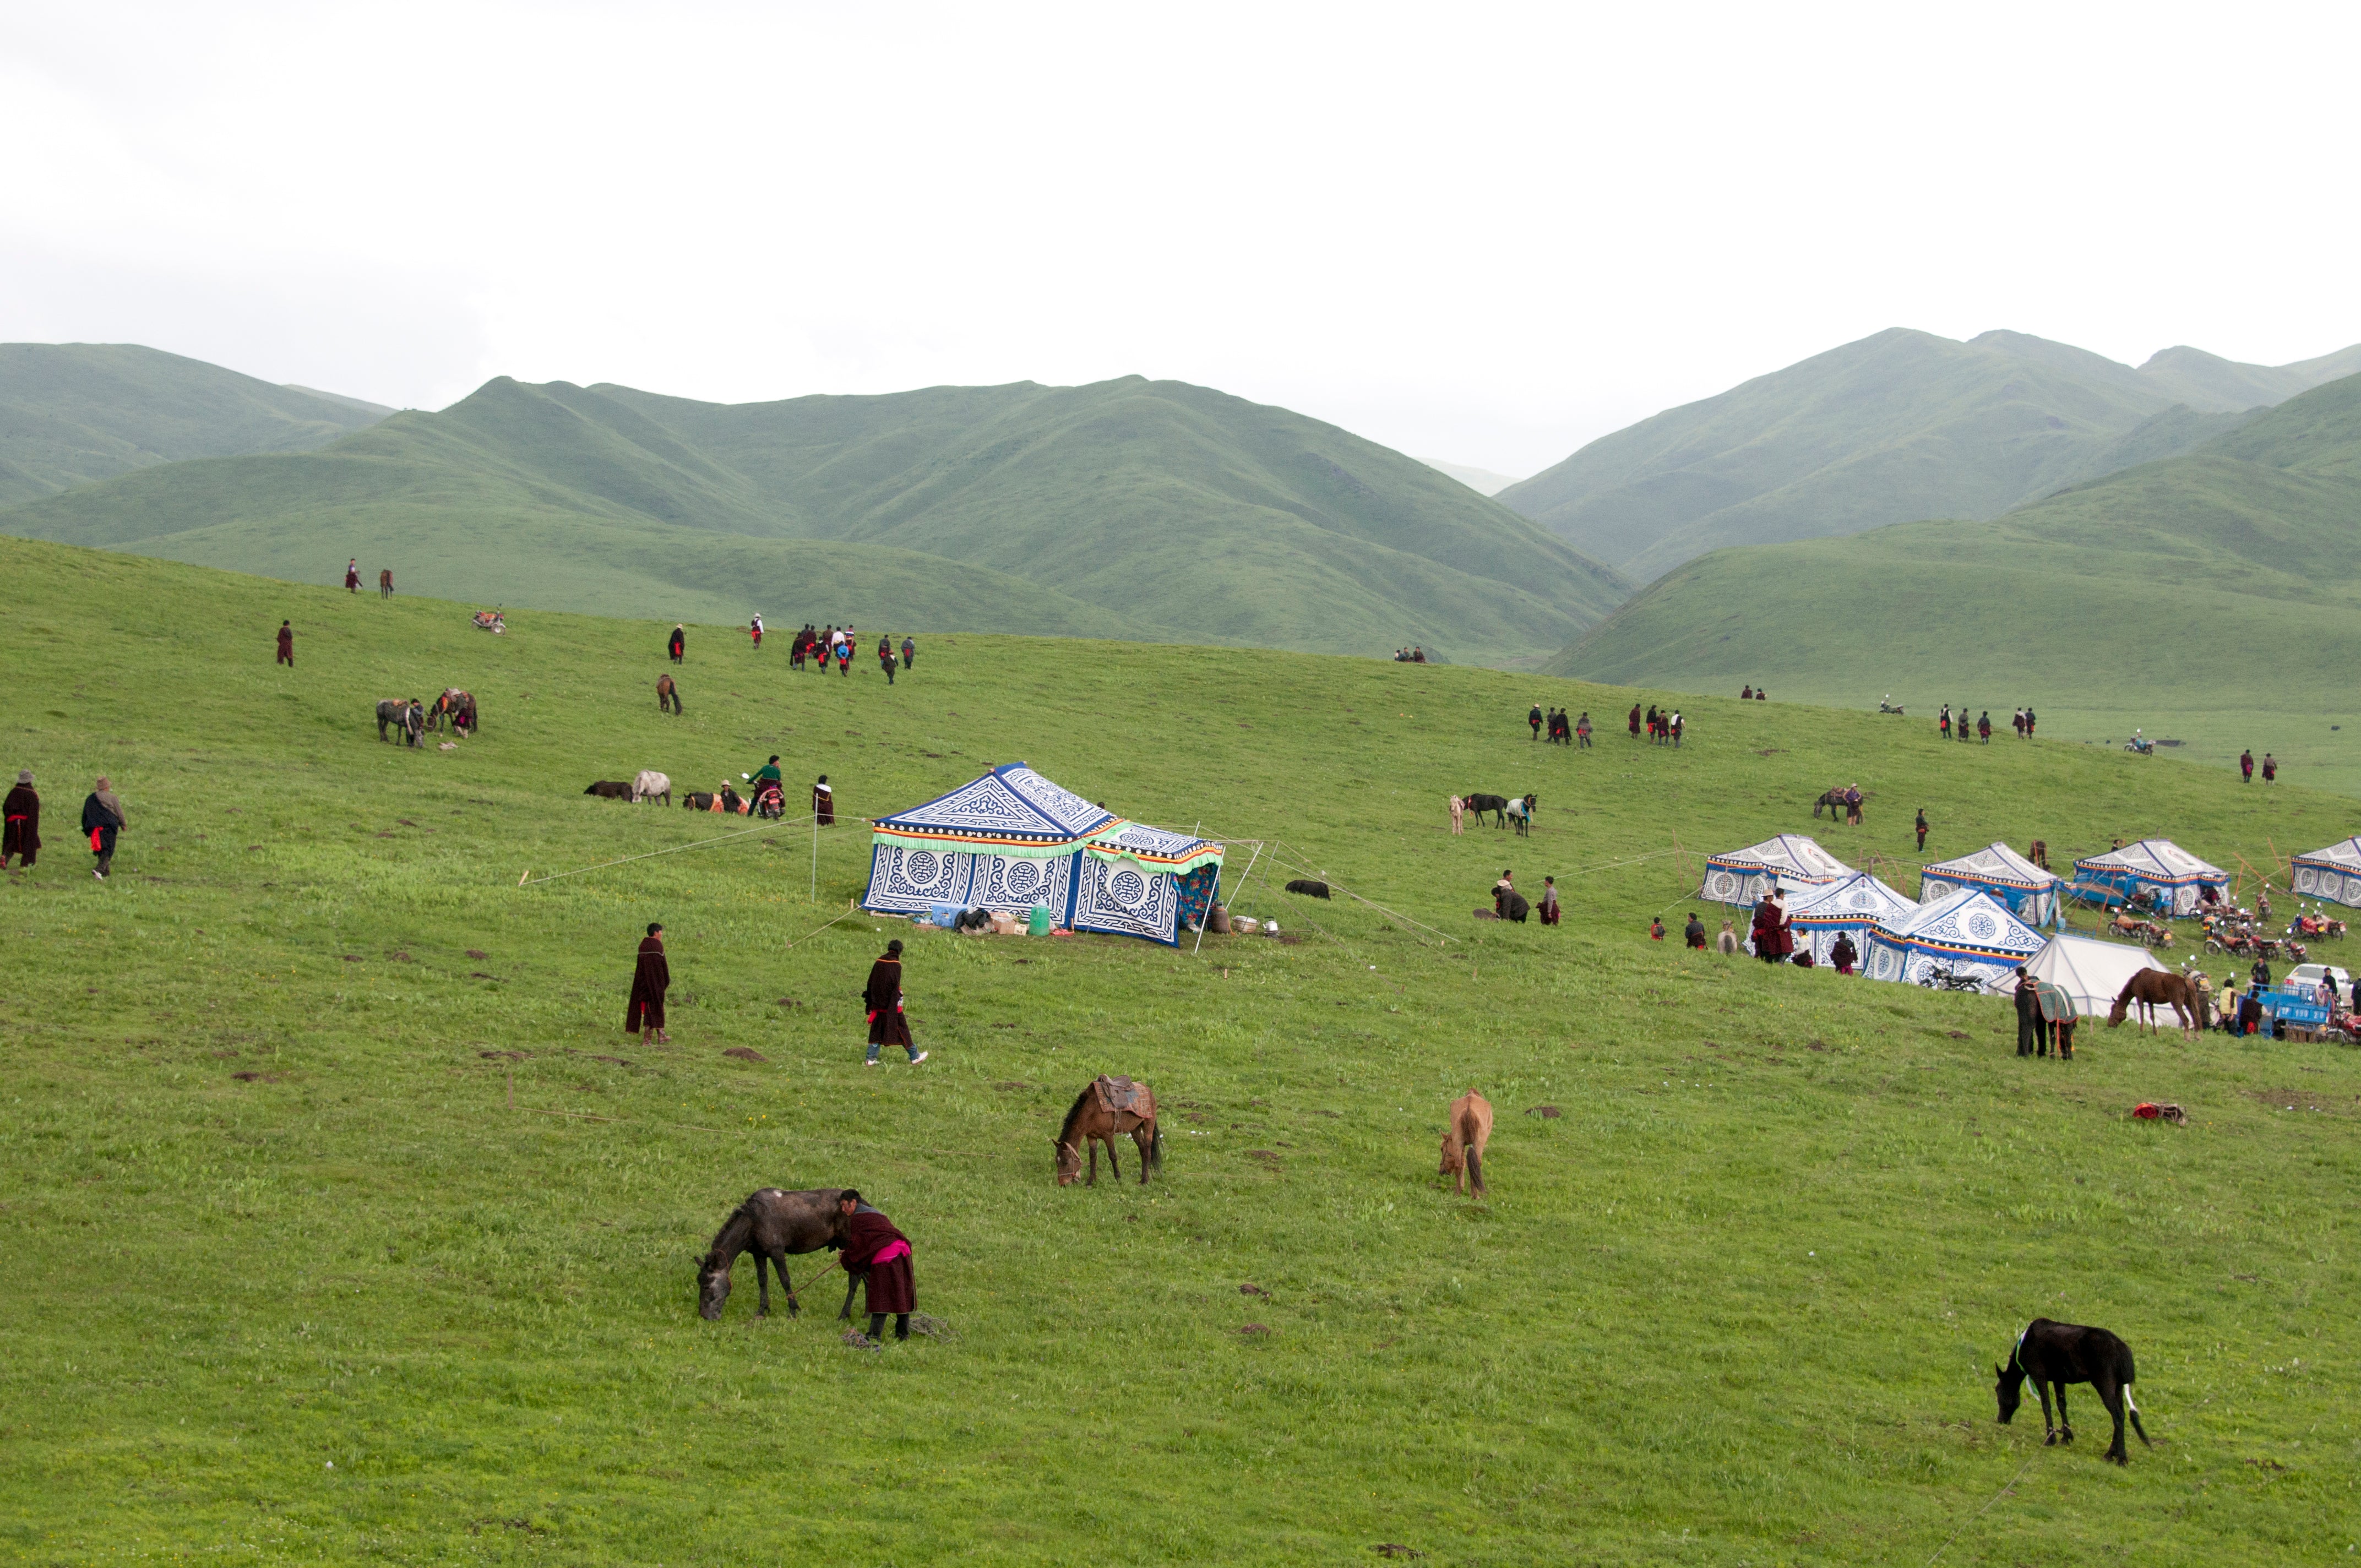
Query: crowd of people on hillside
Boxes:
[{"xmin": 1392, "ymin": 646, "xmax": 1429, "ymax": 662}]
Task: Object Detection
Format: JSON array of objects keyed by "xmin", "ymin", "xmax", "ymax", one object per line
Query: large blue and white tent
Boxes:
[
  {"xmin": 862, "ymin": 763, "xmax": 1223, "ymax": 945},
  {"xmin": 1863, "ymin": 888, "xmax": 2044, "ymax": 994},
  {"xmin": 1786, "ymin": 870, "xmax": 1917, "ymax": 965},
  {"xmin": 1699, "ymin": 834, "xmax": 1852, "ymax": 905},
  {"xmin": 2290, "ymin": 837, "xmax": 2361, "ymax": 908},
  {"xmin": 1920, "ymin": 841, "xmax": 2063, "ymax": 925},
  {"xmin": 2069, "ymin": 839, "xmax": 2227, "ymax": 917}
]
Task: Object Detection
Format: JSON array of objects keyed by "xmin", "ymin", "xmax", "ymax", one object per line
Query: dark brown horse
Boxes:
[
  {"xmin": 1054, "ymin": 1076, "xmax": 1162, "ymax": 1186},
  {"xmin": 656, "ymin": 673, "xmax": 682, "ymax": 715},
  {"xmin": 2108, "ymin": 971, "xmax": 2200, "ymax": 1037},
  {"xmin": 426, "ymin": 688, "xmax": 477, "ymax": 736},
  {"xmin": 697, "ymin": 1188, "xmax": 854, "ymax": 1320}
]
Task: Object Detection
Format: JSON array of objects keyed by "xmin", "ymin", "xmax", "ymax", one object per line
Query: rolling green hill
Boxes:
[
  {"xmin": 3, "ymin": 533, "xmax": 2355, "ymax": 1562},
  {"xmin": 0, "ymin": 371, "xmax": 1626, "ymax": 665},
  {"xmin": 1498, "ymin": 328, "xmax": 2361, "ymax": 581},
  {"xmin": 1553, "ymin": 372, "xmax": 2361, "ymax": 794},
  {"xmin": 0, "ymin": 342, "xmax": 390, "ymax": 505}
]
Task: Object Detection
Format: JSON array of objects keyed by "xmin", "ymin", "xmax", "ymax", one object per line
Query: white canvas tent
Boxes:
[
  {"xmin": 1785, "ymin": 870, "xmax": 1917, "ymax": 965},
  {"xmin": 2290, "ymin": 837, "xmax": 2361, "ymax": 908},
  {"xmin": 2068, "ymin": 839, "xmax": 2227, "ymax": 917},
  {"xmin": 1863, "ymin": 888, "xmax": 2045, "ymax": 994},
  {"xmin": 2019, "ymin": 933, "xmax": 2168, "ymax": 1018},
  {"xmin": 1699, "ymin": 834, "xmax": 1851, "ymax": 905},
  {"xmin": 1920, "ymin": 841, "xmax": 2062, "ymax": 926}
]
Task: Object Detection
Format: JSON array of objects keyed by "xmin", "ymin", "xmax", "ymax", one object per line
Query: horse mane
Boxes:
[
  {"xmin": 1057, "ymin": 1085, "xmax": 1095, "ymax": 1145},
  {"xmin": 2114, "ymin": 973, "xmax": 2145, "ymax": 1003},
  {"xmin": 703, "ymin": 1197, "xmax": 757, "ymax": 1263}
]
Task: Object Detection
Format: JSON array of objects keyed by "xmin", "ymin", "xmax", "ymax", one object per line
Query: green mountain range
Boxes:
[
  {"xmin": 0, "ymin": 359, "xmax": 1625, "ymax": 663},
  {"xmin": 0, "ymin": 342, "xmax": 391, "ymax": 505},
  {"xmin": 1552, "ymin": 369, "xmax": 2361, "ymax": 794},
  {"xmin": 1498, "ymin": 328, "xmax": 2361, "ymax": 582}
]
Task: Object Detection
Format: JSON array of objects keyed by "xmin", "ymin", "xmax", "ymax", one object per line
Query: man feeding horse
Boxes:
[{"xmin": 835, "ymin": 1190, "xmax": 917, "ymax": 1345}]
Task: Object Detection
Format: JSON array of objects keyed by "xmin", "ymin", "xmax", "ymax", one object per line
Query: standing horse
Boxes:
[
  {"xmin": 656, "ymin": 673, "xmax": 682, "ymax": 715},
  {"xmin": 1995, "ymin": 1318, "xmax": 2151, "ymax": 1464},
  {"xmin": 1811, "ymin": 787, "xmax": 1847, "ymax": 819},
  {"xmin": 2108, "ymin": 971, "xmax": 2200, "ymax": 1037},
  {"xmin": 374, "ymin": 699, "xmax": 422, "ymax": 747},
  {"xmin": 1439, "ymin": 1089, "xmax": 1492, "ymax": 1195},
  {"xmin": 1504, "ymin": 793, "xmax": 1538, "ymax": 836},
  {"xmin": 427, "ymin": 688, "xmax": 477, "ymax": 736},
  {"xmin": 697, "ymin": 1188, "xmax": 855, "ymax": 1320},
  {"xmin": 1462, "ymin": 792, "xmax": 1510, "ymax": 828},
  {"xmin": 1054, "ymin": 1076, "xmax": 1162, "ymax": 1186}
]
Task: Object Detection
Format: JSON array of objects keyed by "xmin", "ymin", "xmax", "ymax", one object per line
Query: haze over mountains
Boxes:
[
  {"xmin": 1498, "ymin": 328, "xmax": 2361, "ymax": 582},
  {"xmin": 0, "ymin": 356, "xmax": 1625, "ymax": 664}
]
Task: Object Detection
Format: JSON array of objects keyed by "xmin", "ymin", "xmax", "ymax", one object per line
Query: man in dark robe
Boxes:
[
  {"xmin": 878, "ymin": 635, "xmax": 896, "ymax": 684},
  {"xmin": 81, "ymin": 776, "xmax": 124, "ymax": 880},
  {"xmin": 276, "ymin": 621, "xmax": 294, "ymax": 666},
  {"xmin": 1539, "ymin": 875, "xmax": 1560, "ymax": 925},
  {"xmin": 1830, "ymin": 932, "xmax": 1858, "ymax": 974},
  {"xmin": 864, "ymin": 939, "xmax": 925, "ymax": 1065},
  {"xmin": 813, "ymin": 774, "xmax": 834, "ymax": 826},
  {"xmin": 901, "ymin": 635, "xmax": 915, "ymax": 671},
  {"xmin": 345, "ymin": 559, "xmax": 360, "ymax": 592},
  {"xmin": 1684, "ymin": 911, "xmax": 1706, "ymax": 949},
  {"xmin": 626, "ymin": 923, "xmax": 669, "ymax": 1043},
  {"xmin": 2013, "ymin": 970, "xmax": 2042, "ymax": 1056},
  {"xmin": 669, "ymin": 625, "xmax": 686, "ymax": 663},
  {"xmin": 1527, "ymin": 704, "xmax": 1543, "ymax": 739},
  {"xmin": 3, "ymin": 770, "xmax": 39, "ymax": 868},
  {"xmin": 1628, "ymin": 704, "xmax": 1641, "ymax": 738},
  {"xmin": 1916, "ymin": 809, "xmax": 1929, "ymax": 852},
  {"xmin": 1750, "ymin": 892, "xmax": 1786, "ymax": 962},
  {"xmin": 836, "ymin": 1190, "xmax": 916, "ymax": 1342}
]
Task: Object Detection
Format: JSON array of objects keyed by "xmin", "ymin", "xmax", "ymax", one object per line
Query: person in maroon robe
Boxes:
[
  {"xmin": 863, "ymin": 940, "xmax": 925, "ymax": 1065},
  {"xmin": 276, "ymin": 621, "xmax": 294, "ymax": 666},
  {"xmin": 3, "ymin": 770, "xmax": 38, "ymax": 869},
  {"xmin": 836, "ymin": 1190, "xmax": 916, "ymax": 1342},
  {"xmin": 625, "ymin": 923, "xmax": 669, "ymax": 1042},
  {"xmin": 345, "ymin": 559, "xmax": 360, "ymax": 593},
  {"xmin": 1750, "ymin": 891, "xmax": 1788, "ymax": 963},
  {"xmin": 813, "ymin": 774, "xmax": 834, "ymax": 827}
]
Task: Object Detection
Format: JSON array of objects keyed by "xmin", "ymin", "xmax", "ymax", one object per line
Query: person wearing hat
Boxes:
[
  {"xmin": 81, "ymin": 776, "xmax": 125, "ymax": 880},
  {"xmin": 3, "ymin": 770, "xmax": 39, "ymax": 869},
  {"xmin": 862, "ymin": 939, "xmax": 926, "ymax": 1066},
  {"xmin": 625, "ymin": 922, "xmax": 670, "ymax": 1043}
]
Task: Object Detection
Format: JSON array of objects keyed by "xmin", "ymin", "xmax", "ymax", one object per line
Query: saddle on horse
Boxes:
[{"xmin": 1092, "ymin": 1075, "xmax": 1146, "ymax": 1116}]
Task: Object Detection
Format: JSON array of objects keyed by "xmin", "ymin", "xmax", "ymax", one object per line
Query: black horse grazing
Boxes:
[
  {"xmin": 1811, "ymin": 787, "xmax": 1847, "ymax": 819},
  {"xmin": 1996, "ymin": 1317, "xmax": 2152, "ymax": 1464},
  {"xmin": 584, "ymin": 780, "xmax": 633, "ymax": 801},
  {"xmin": 1285, "ymin": 879, "xmax": 1331, "ymax": 899},
  {"xmin": 375, "ymin": 699, "xmax": 422, "ymax": 747},
  {"xmin": 1463, "ymin": 792, "xmax": 1511, "ymax": 828},
  {"xmin": 697, "ymin": 1188, "xmax": 855, "ymax": 1320}
]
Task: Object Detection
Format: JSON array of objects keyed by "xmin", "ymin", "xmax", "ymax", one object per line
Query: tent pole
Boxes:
[{"xmin": 812, "ymin": 814, "xmax": 818, "ymax": 903}]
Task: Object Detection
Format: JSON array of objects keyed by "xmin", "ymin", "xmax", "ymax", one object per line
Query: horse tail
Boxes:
[
  {"xmin": 1149, "ymin": 1119, "xmax": 1164, "ymax": 1169},
  {"xmin": 2119, "ymin": 1343, "xmax": 2152, "ymax": 1445},
  {"xmin": 1459, "ymin": 1107, "xmax": 1484, "ymax": 1195}
]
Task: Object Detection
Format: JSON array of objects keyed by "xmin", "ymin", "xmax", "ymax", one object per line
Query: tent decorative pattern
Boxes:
[
  {"xmin": 1864, "ymin": 888, "xmax": 2044, "ymax": 994},
  {"xmin": 1700, "ymin": 834, "xmax": 1852, "ymax": 905},
  {"xmin": 2291, "ymin": 837, "xmax": 2361, "ymax": 908},
  {"xmin": 2069, "ymin": 839, "xmax": 2227, "ymax": 917},
  {"xmin": 863, "ymin": 763, "xmax": 1222, "ymax": 946},
  {"xmin": 1786, "ymin": 872, "xmax": 1917, "ymax": 964},
  {"xmin": 1920, "ymin": 841, "xmax": 2061, "ymax": 925}
]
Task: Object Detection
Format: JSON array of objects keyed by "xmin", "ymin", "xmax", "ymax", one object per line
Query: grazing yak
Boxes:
[{"xmin": 584, "ymin": 781, "xmax": 634, "ymax": 801}]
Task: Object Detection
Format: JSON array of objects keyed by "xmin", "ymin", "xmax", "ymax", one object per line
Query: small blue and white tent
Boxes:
[
  {"xmin": 1699, "ymin": 834, "xmax": 1852, "ymax": 905},
  {"xmin": 1863, "ymin": 888, "xmax": 2044, "ymax": 994},
  {"xmin": 2069, "ymin": 839, "xmax": 2227, "ymax": 917},
  {"xmin": 1786, "ymin": 870, "xmax": 1917, "ymax": 965},
  {"xmin": 2290, "ymin": 837, "xmax": 2361, "ymax": 908},
  {"xmin": 862, "ymin": 763, "xmax": 1223, "ymax": 945},
  {"xmin": 1920, "ymin": 842, "xmax": 2062, "ymax": 926}
]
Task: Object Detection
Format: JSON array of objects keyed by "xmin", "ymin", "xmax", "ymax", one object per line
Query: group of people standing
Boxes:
[
  {"xmin": 1934, "ymin": 705, "xmax": 2036, "ymax": 743},
  {"xmin": 1, "ymin": 770, "xmax": 126, "ymax": 880},
  {"xmin": 1487, "ymin": 868, "xmax": 1559, "ymax": 924},
  {"xmin": 1631, "ymin": 704, "xmax": 1683, "ymax": 745},
  {"xmin": 2240, "ymin": 750, "xmax": 2278, "ymax": 783},
  {"xmin": 341, "ymin": 559, "xmax": 395, "ymax": 598},
  {"xmin": 1392, "ymin": 646, "xmax": 1429, "ymax": 662},
  {"xmin": 669, "ymin": 622, "xmax": 917, "ymax": 684},
  {"xmin": 1527, "ymin": 706, "xmax": 1591, "ymax": 745}
]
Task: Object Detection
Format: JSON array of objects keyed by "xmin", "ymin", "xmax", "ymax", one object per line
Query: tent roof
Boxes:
[
  {"xmin": 871, "ymin": 763, "xmax": 1117, "ymax": 848},
  {"xmin": 1787, "ymin": 870, "xmax": 1916, "ymax": 927},
  {"xmin": 2021, "ymin": 932, "xmax": 2166, "ymax": 1004},
  {"xmin": 1873, "ymin": 888, "xmax": 2044, "ymax": 955},
  {"xmin": 1923, "ymin": 841, "xmax": 2059, "ymax": 890},
  {"xmin": 1704, "ymin": 834, "xmax": 1851, "ymax": 882},
  {"xmin": 2293, "ymin": 836, "xmax": 2361, "ymax": 871},
  {"xmin": 2071, "ymin": 838, "xmax": 2226, "ymax": 880}
]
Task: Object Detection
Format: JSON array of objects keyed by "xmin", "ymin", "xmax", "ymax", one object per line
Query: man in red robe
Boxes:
[
  {"xmin": 863, "ymin": 940, "xmax": 925, "ymax": 1065},
  {"xmin": 836, "ymin": 1190, "xmax": 916, "ymax": 1343},
  {"xmin": 625, "ymin": 923, "xmax": 669, "ymax": 1042},
  {"xmin": 3, "ymin": 770, "xmax": 39, "ymax": 869},
  {"xmin": 276, "ymin": 621, "xmax": 294, "ymax": 666}
]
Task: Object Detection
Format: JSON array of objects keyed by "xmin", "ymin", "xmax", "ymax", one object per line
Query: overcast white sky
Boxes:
[{"xmin": 5, "ymin": 1, "xmax": 2356, "ymax": 476}]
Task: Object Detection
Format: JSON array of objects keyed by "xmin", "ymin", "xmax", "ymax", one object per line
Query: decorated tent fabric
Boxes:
[
  {"xmin": 2019, "ymin": 933, "xmax": 2167, "ymax": 1019},
  {"xmin": 1785, "ymin": 871, "xmax": 1917, "ymax": 964},
  {"xmin": 1699, "ymin": 834, "xmax": 1852, "ymax": 905},
  {"xmin": 2291, "ymin": 837, "xmax": 2361, "ymax": 908},
  {"xmin": 1863, "ymin": 888, "xmax": 2044, "ymax": 994},
  {"xmin": 2068, "ymin": 839, "xmax": 2227, "ymax": 917},
  {"xmin": 1919, "ymin": 841, "xmax": 2062, "ymax": 925},
  {"xmin": 863, "ymin": 763, "xmax": 1223, "ymax": 945}
]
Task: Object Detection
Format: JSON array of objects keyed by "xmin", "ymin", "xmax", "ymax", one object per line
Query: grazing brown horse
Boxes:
[
  {"xmin": 2108, "ymin": 971, "xmax": 2200, "ymax": 1037},
  {"xmin": 1439, "ymin": 1089, "xmax": 1492, "ymax": 1196},
  {"xmin": 697, "ymin": 1188, "xmax": 854, "ymax": 1320},
  {"xmin": 2028, "ymin": 840, "xmax": 2049, "ymax": 869},
  {"xmin": 656, "ymin": 673, "xmax": 682, "ymax": 715},
  {"xmin": 1054, "ymin": 1076, "xmax": 1162, "ymax": 1186}
]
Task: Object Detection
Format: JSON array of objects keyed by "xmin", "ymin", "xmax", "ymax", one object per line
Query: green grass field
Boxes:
[{"xmin": 3, "ymin": 535, "xmax": 2355, "ymax": 1565}]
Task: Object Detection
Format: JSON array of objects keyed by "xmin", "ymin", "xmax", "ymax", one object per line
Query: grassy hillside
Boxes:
[
  {"xmin": 3, "ymin": 534, "xmax": 2356, "ymax": 1565},
  {"xmin": 0, "ymin": 343, "xmax": 390, "ymax": 505},
  {"xmin": 1497, "ymin": 328, "xmax": 2360, "ymax": 581},
  {"xmin": 1554, "ymin": 373, "xmax": 2361, "ymax": 794},
  {"xmin": 0, "ymin": 372, "xmax": 1626, "ymax": 665}
]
